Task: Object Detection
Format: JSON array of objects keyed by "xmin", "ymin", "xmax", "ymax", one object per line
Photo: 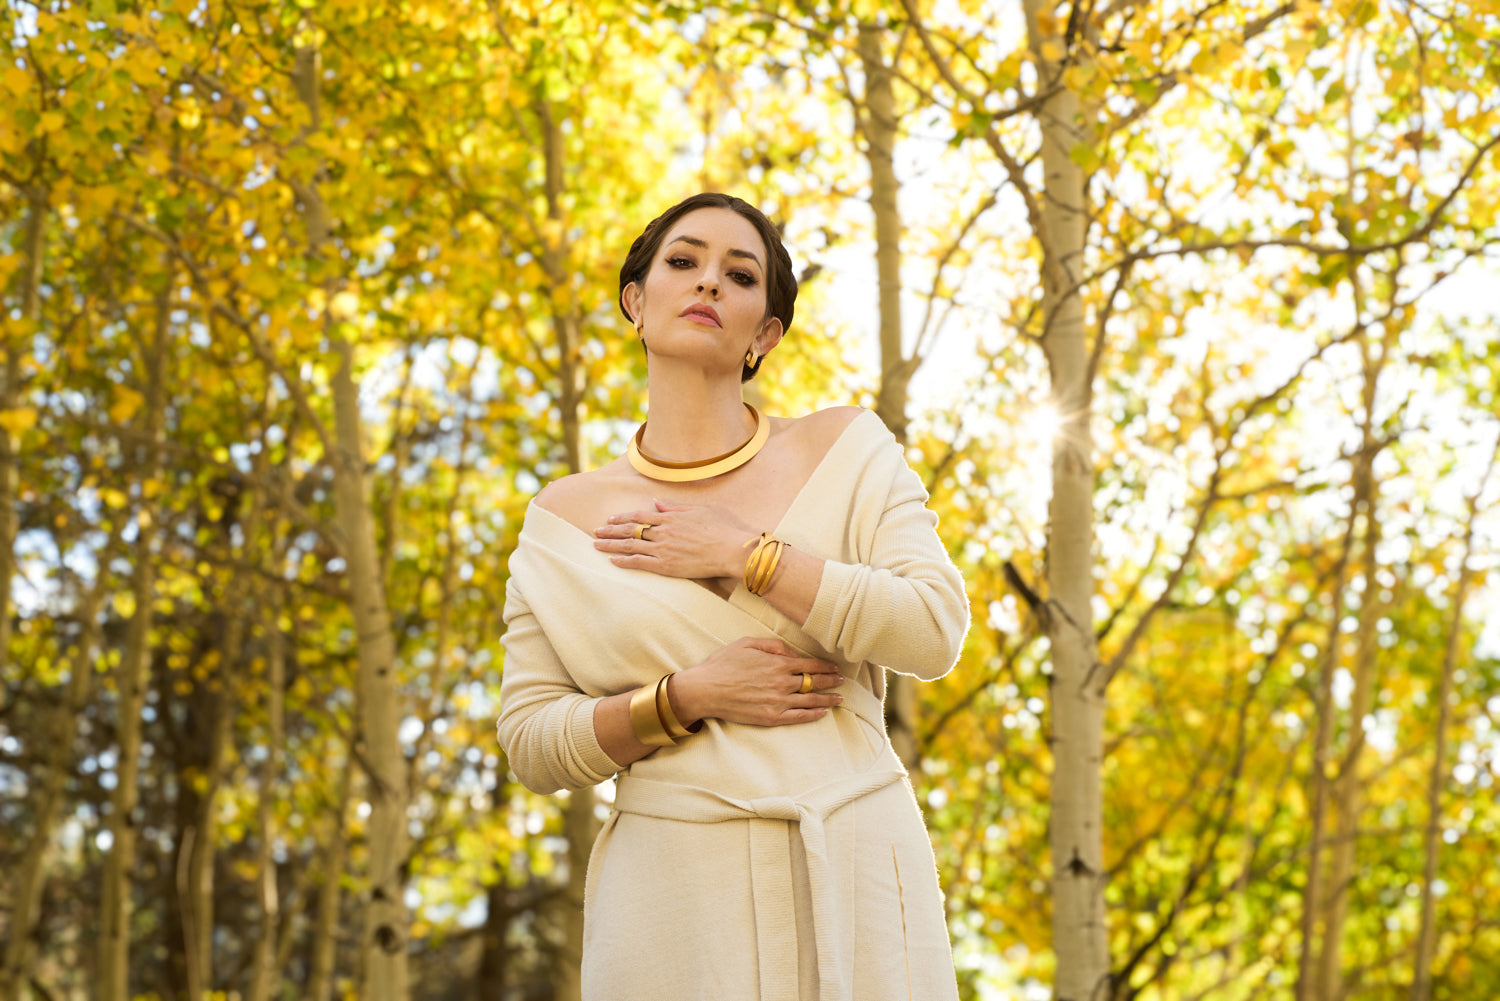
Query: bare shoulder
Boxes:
[
  {"xmin": 758, "ymin": 406, "xmax": 869, "ymax": 479},
  {"xmin": 780, "ymin": 405, "xmax": 866, "ymax": 448},
  {"xmin": 532, "ymin": 460, "xmax": 633, "ymax": 531},
  {"xmin": 531, "ymin": 471, "xmax": 590, "ymax": 520}
]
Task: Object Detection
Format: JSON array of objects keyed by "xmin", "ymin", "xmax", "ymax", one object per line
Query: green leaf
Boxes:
[{"xmin": 1069, "ymin": 142, "xmax": 1103, "ymax": 172}]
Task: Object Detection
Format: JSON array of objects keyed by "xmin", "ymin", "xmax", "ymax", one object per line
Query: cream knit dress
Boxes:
[{"xmin": 497, "ymin": 409, "xmax": 970, "ymax": 1001}]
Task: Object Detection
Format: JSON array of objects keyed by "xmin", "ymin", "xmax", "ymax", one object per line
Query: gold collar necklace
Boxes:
[{"xmin": 627, "ymin": 403, "xmax": 769, "ymax": 482}]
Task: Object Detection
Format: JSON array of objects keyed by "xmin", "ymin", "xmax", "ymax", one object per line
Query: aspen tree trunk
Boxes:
[
  {"xmin": 537, "ymin": 94, "xmax": 592, "ymax": 1001},
  {"xmin": 0, "ymin": 526, "xmax": 117, "ymax": 1000},
  {"xmin": 538, "ymin": 100, "xmax": 587, "ymax": 477},
  {"xmin": 1315, "ymin": 323, "xmax": 1392, "ymax": 1001},
  {"xmin": 0, "ymin": 187, "xmax": 43, "ymax": 682},
  {"xmin": 1410, "ymin": 448, "xmax": 1491, "ymax": 1001},
  {"xmin": 0, "ymin": 186, "xmax": 48, "ymax": 1001},
  {"xmin": 1298, "ymin": 484, "xmax": 1359, "ymax": 1001},
  {"xmin": 307, "ymin": 765, "xmax": 354, "ymax": 1001},
  {"xmin": 475, "ymin": 829, "xmax": 513, "ymax": 1001},
  {"xmin": 291, "ymin": 28, "xmax": 409, "ymax": 998},
  {"xmin": 856, "ymin": 24, "xmax": 921, "ymax": 772},
  {"xmin": 328, "ymin": 161, "xmax": 411, "ymax": 1001},
  {"xmin": 97, "ymin": 280, "xmax": 171, "ymax": 1001},
  {"xmin": 182, "ymin": 490, "xmax": 261, "ymax": 997},
  {"xmin": 247, "ymin": 580, "xmax": 287, "ymax": 1001},
  {"xmin": 1022, "ymin": 2, "xmax": 1111, "ymax": 997}
]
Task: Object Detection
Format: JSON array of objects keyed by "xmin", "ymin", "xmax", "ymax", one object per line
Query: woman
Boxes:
[{"xmin": 497, "ymin": 192, "xmax": 969, "ymax": 1001}]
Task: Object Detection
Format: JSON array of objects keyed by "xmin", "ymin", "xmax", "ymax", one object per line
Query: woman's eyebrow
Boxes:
[{"xmin": 665, "ymin": 235, "xmax": 763, "ymax": 270}]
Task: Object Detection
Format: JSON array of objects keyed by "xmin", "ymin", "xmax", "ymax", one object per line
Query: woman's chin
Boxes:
[{"xmin": 646, "ymin": 342, "xmax": 741, "ymax": 373}]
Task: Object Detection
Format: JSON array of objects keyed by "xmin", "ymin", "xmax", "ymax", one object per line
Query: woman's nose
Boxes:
[{"xmin": 696, "ymin": 274, "xmax": 720, "ymax": 297}]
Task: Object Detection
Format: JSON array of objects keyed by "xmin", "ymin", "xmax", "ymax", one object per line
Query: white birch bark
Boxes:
[
  {"xmin": 329, "ymin": 223, "xmax": 411, "ymax": 1001},
  {"xmin": 289, "ymin": 29, "xmax": 410, "ymax": 998},
  {"xmin": 856, "ymin": 24, "xmax": 921, "ymax": 771},
  {"xmin": 1021, "ymin": 2, "xmax": 1111, "ymax": 997}
]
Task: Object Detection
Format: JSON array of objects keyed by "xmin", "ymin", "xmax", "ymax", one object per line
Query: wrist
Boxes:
[
  {"xmin": 667, "ymin": 671, "xmax": 708, "ymax": 726},
  {"xmin": 724, "ymin": 529, "xmax": 761, "ymax": 579}
]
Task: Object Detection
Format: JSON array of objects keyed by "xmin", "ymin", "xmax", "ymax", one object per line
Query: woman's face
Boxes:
[{"xmin": 626, "ymin": 207, "xmax": 783, "ymax": 373}]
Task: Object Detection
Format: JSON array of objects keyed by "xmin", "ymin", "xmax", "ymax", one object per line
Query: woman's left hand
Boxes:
[{"xmin": 593, "ymin": 500, "xmax": 757, "ymax": 581}]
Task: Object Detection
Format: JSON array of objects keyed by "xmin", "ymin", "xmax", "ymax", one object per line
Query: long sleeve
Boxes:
[
  {"xmin": 496, "ymin": 575, "xmax": 621, "ymax": 794},
  {"xmin": 800, "ymin": 424, "xmax": 969, "ymax": 680}
]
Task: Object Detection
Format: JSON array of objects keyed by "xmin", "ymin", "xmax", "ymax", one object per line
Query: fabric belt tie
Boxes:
[{"xmin": 607, "ymin": 751, "xmax": 906, "ymax": 1001}]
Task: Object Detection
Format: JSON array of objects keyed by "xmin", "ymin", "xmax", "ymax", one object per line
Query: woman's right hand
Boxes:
[{"xmin": 670, "ymin": 637, "xmax": 844, "ymax": 727}]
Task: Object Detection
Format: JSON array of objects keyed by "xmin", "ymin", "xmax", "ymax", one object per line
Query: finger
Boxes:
[
  {"xmin": 811, "ymin": 671, "xmax": 846, "ymax": 690},
  {"xmin": 740, "ymin": 636, "xmax": 795, "ymax": 655},
  {"xmin": 790, "ymin": 693, "xmax": 843, "ymax": 710},
  {"xmin": 593, "ymin": 537, "xmax": 646, "ymax": 553},
  {"xmin": 654, "ymin": 499, "xmax": 692, "ymax": 512},
  {"xmin": 593, "ymin": 523, "xmax": 646, "ymax": 540},
  {"xmin": 775, "ymin": 707, "xmax": 833, "ymax": 726},
  {"xmin": 784, "ymin": 655, "xmax": 842, "ymax": 676},
  {"xmin": 604, "ymin": 510, "xmax": 659, "ymax": 526},
  {"xmin": 796, "ymin": 679, "xmax": 844, "ymax": 701},
  {"xmin": 604, "ymin": 553, "xmax": 662, "ymax": 571}
]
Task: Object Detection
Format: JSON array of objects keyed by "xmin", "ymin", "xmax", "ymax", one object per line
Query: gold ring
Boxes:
[
  {"xmin": 799, "ymin": 673, "xmax": 813, "ymax": 695},
  {"xmin": 633, "ymin": 523, "xmax": 648, "ymax": 541}
]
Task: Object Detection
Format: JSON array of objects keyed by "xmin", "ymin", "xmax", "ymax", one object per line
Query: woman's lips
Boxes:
[{"xmin": 680, "ymin": 304, "xmax": 721, "ymax": 325}]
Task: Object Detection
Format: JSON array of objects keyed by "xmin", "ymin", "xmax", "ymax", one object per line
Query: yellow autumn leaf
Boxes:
[
  {"xmin": 100, "ymin": 487, "xmax": 129, "ymax": 509},
  {"xmin": 1063, "ymin": 64, "xmax": 1098, "ymax": 93},
  {"xmin": 1040, "ymin": 40, "xmax": 1064, "ymax": 63},
  {"xmin": 112, "ymin": 591, "xmax": 137, "ymax": 618},
  {"xmin": 109, "ymin": 385, "xmax": 145, "ymax": 424},
  {"xmin": 177, "ymin": 97, "xmax": 202, "ymax": 130},
  {"xmin": 306, "ymin": 287, "xmax": 328, "ymax": 317},
  {"xmin": 142, "ymin": 147, "xmax": 171, "ymax": 176},
  {"xmin": 3, "ymin": 66, "xmax": 29, "ymax": 96},
  {"xmin": 329, "ymin": 289, "xmax": 361, "ymax": 320},
  {"xmin": 0, "ymin": 407, "xmax": 37, "ymax": 433},
  {"xmin": 37, "ymin": 111, "xmax": 64, "ymax": 134}
]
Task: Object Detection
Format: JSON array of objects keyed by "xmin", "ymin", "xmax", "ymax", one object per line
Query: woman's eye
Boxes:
[
  {"xmin": 666, "ymin": 256, "xmax": 694, "ymax": 269},
  {"xmin": 730, "ymin": 271, "xmax": 759, "ymax": 286}
]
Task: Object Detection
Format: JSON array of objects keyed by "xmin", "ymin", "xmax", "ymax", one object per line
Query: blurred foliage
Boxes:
[{"xmin": 1, "ymin": 1, "xmax": 1497, "ymax": 1000}]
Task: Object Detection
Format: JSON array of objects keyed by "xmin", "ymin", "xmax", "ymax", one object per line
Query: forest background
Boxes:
[{"xmin": 2, "ymin": 1, "xmax": 1498, "ymax": 1000}]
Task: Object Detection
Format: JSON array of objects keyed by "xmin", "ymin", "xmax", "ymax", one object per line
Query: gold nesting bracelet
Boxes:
[
  {"xmin": 743, "ymin": 532, "xmax": 787, "ymax": 596},
  {"xmin": 629, "ymin": 682, "xmax": 675, "ymax": 747},
  {"xmin": 629, "ymin": 674, "xmax": 702, "ymax": 748},
  {"xmin": 655, "ymin": 675, "xmax": 701, "ymax": 741}
]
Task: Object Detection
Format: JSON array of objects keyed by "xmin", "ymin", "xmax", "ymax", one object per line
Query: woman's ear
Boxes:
[
  {"xmin": 754, "ymin": 316, "xmax": 784, "ymax": 357},
  {"xmin": 622, "ymin": 282, "xmax": 644, "ymax": 329}
]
